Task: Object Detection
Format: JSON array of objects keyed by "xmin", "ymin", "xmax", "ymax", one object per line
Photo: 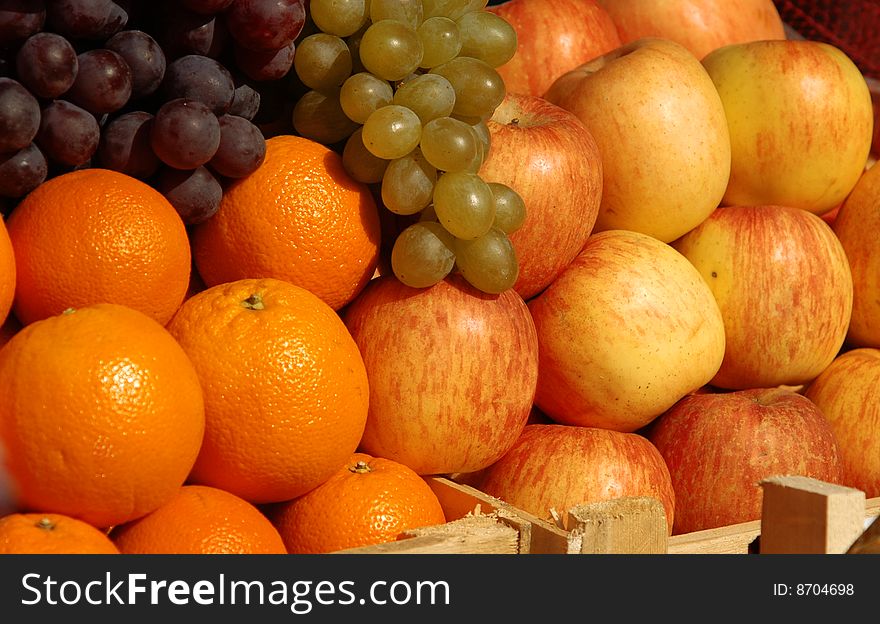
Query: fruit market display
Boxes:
[{"xmin": 0, "ymin": 0, "xmax": 879, "ymax": 555}]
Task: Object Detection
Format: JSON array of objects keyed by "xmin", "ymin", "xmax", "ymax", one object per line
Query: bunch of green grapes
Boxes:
[{"xmin": 292, "ymin": 0, "xmax": 526, "ymax": 294}]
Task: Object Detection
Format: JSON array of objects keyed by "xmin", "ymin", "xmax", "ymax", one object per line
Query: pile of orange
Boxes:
[{"xmin": 0, "ymin": 135, "xmax": 448, "ymax": 554}]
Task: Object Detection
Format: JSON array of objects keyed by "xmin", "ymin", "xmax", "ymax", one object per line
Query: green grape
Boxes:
[
  {"xmin": 310, "ymin": 0, "xmax": 370, "ymax": 37},
  {"xmin": 340, "ymin": 72, "xmax": 394, "ymax": 124},
  {"xmin": 431, "ymin": 57, "xmax": 506, "ymax": 119},
  {"xmin": 343, "ymin": 128, "xmax": 389, "ymax": 183},
  {"xmin": 391, "ymin": 221, "xmax": 457, "ymax": 288},
  {"xmin": 456, "ymin": 10, "xmax": 517, "ymax": 68},
  {"xmin": 420, "ymin": 116, "xmax": 479, "ymax": 173},
  {"xmin": 471, "ymin": 119, "xmax": 491, "ymax": 153},
  {"xmin": 370, "ymin": 0, "xmax": 423, "ymax": 28},
  {"xmin": 462, "ymin": 126, "xmax": 485, "ymax": 173},
  {"xmin": 293, "ymin": 34, "xmax": 353, "ymax": 92},
  {"xmin": 416, "ymin": 17, "xmax": 461, "ymax": 68},
  {"xmin": 392, "ymin": 74, "xmax": 456, "ymax": 124},
  {"xmin": 362, "ymin": 104, "xmax": 423, "ymax": 159},
  {"xmin": 381, "ymin": 147, "xmax": 437, "ymax": 215},
  {"xmin": 454, "ymin": 226, "xmax": 519, "ymax": 294},
  {"xmin": 433, "ymin": 171, "xmax": 495, "ymax": 240},
  {"xmin": 346, "ymin": 23, "xmax": 370, "ymax": 74},
  {"xmin": 488, "ymin": 182, "xmax": 526, "ymax": 234},
  {"xmin": 359, "ymin": 20, "xmax": 424, "ymax": 81},
  {"xmin": 423, "ymin": 0, "xmax": 488, "ymax": 20},
  {"xmin": 292, "ymin": 89, "xmax": 359, "ymax": 144}
]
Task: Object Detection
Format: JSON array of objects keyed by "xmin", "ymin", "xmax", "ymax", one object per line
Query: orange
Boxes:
[
  {"xmin": 0, "ymin": 303, "xmax": 205, "ymax": 528},
  {"xmin": 110, "ymin": 485, "xmax": 287, "ymax": 554},
  {"xmin": 192, "ymin": 135, "xmax": 381, "ymax": 311},
  {"xmin": 6, "ymin": 168, "xmax": 191, "ymax": 326},
  {"xmin": 0, "ymin": 512, "xmax": 120, "ymax": 554},
  {"xmin": 272, "ymin": 452, "xmax": 447, "ymax": 554},
  {"xmin": 166, "ymin": 277, "xmax": 369, "ymax": 504},
  {"xmin": 0, "ymin": 217, "xmax": 14, "ymax": 326}
]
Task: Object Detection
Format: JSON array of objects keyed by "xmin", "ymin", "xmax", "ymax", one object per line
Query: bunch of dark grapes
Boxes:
[
  {"xmin": 291, "ymin": 0, "xmax": 526, "ymax": 294},
  {"xmin": 0, "ymin": 0, "xmax": 305, "ymax": 224}
]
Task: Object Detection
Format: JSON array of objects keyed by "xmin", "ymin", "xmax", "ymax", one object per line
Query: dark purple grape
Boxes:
[
  {"xmin": 65, "ymin": 48, "xmax": 132, "ymax": 114},
  {"xmin": 0, "ymin": 0, "xmax": 45, "ymax": 48},
  {"xmin": 0, "ymin": 77, "xmax": 40, "ymax": 153},
  {"xmin": 45, "ymin": 0, "xmax": 119, "ymax": 40},
  {"xmin": 0, "ymin": 142, "xmax": 46, "ymax": 197},
  {"xmin": 35, "ymin": 99, "xmax": 100, "ymax": 166},
  {"xmin": 96, "ymin": 110, "xmax": 160, "ymax": 179},
  {"xmin": 208, "ymin": 114, "xmax": 265, "ymax": 178},
  {"xmin": 155, "ymin": 165, "xmax": 223, "ymax": 224},
  {"xmin": 224, "ymin": 0, "xmax": 305, "ymax": 52},
  {"xmin": 233, "ymin": 40, "xmax": 295, "ymax": 82},
  {"xmin": 104, "ymin": 29, "xmax": 165, "ymax": 100},
  {"xmin": 161, "ymin": 54, "xmax": 234, "ymax": 115},
  {"xmin": 160, "ymin": 8, "xmax": 228, "ymax": 60},
  {"xmin": 228, "ymin": 79, "xmax": 260, "ymax": 120},
  {"xmin": 15, "ymin": 32, "xmax": 79, "ymax": 99},
  {"xmin": 92, "ymin": 1, "xmax": 128, "ymax": 40},
  {"xmin": 181, "ymin": 0, "xmax": 234, "ymax": 14},
  {"xmin": 150, "ymin": 98, "xmax": 220, "ymax": 169}
]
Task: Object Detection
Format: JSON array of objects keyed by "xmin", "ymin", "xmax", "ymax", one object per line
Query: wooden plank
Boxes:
[
  {"xmin": 563, "ymin": 497, "xmax": 668, "ymax": 554},
  {"xmin": 759, "ymin": 475, "xmax": 866, "ymax": 554},
  {"xmin": 427, "ymin": 477, "xmax": 573, "ymax": 554},
  {"xmin": 667, "ymin": 520, "xmax": 761, "ymax": 555},
  {"xmin": 333, "ymin": 515, "xmax": 519, "ymax": 555}
]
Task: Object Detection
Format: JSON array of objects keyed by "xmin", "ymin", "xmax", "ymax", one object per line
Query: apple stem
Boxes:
[{"xmin": 509, "ymin": 118, "xmax": 520, "ymax": 127}]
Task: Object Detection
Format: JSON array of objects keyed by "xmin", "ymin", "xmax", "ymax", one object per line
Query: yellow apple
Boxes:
[
  {"xmin": 804, "ymin": 348, "xmax": 880, "ymax": 498},
  {"xmin": 701, "ymin": 40, "xmax": 874, "ymax": 215},
  {"xmin": 528, "ymin": 229, "xmax": 726, "ymax": 432},
  {"xmin": 833, "ymin": 163, "xmax": 880, "ymax": 348},
  {"xmin": 596, "ymin": 0, "xmax": 785, "ymax": 61},
  {"xmin": 673, "ymin": 205, "xmax": 853, "ymax": 389},
  {"xmin": 544, "ymin": 38, "xmax": 731, "ymax": 243}
]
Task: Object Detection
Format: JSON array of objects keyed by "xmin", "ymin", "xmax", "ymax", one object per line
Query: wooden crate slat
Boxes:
[
  {"xmin": 563, "ymin": 496, "xmax": 668, "ymax": 554},
  {"xmin": 758, "ymin": 475, "xmax": 866, "ymax": 554}
]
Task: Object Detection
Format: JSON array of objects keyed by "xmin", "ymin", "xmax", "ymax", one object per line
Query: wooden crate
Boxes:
[{"xmin": 335, "ymin": 475, "xmax": 880, "ymax": 555}]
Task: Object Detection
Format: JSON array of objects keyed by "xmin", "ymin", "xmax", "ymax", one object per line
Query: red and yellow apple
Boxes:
[
  {"xmin": 479, "ymin": 92, "xmax": 602, "ymax": 301},
  {"xmin": 488, "ymin": 0, "xmax": 621, "ymax": 98},
  {"xmin": 832, "ymin": 163, "xmax": 880, "ymax": 348},
  {"xmin": 544, "ymin": 38, "xmax": 731, "ymax": 243},
  {"xmin": 596, "ymin": 0, "xmax": 785, "ymax": 61},
  {"xmin": 528, "ymin": 229, "xmax": 726, "ymax": 432},
  {"xmin": 701, "ymin": 40, "xmax": 874, "ymax": 215},
  {"xmin": 473, "ymin": 423, "xmax": 675, "ymax": 531},
  {"xmin": 341, "ymin": 274, "xmax": 538, "ymax": 475},
  {"xmin": 647, "ymin": 387, "xmax": 842, "ymax": 534},
  {"xmin": 672, "ymin": 205, "xmax": 853, "ymax": 390},
  {"xmin": 804, "ymin": 348, "xmax": 880, "ymax": 498}
]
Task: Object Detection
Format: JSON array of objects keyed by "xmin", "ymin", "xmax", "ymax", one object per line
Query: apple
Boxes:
[
  {"xmin": 340, "ymin": 273, "xmax": 538, "ymax": 475},
  {"xmin": 701, "ymin": 40, "xmax": 874, "ymax": 215},
  {"xmin": 479, "ymin": 92, "xmax": 602, "ymax": 301},
  {"xmin": 543, "ymin": 38, "xmax": 731, "ymax": 243},
  {"xmin": 804, "ymin": 348, "xmax": 880, "ymax": 498},
  {"xmin": 472, "ymin": 423, "xmax": 675, "ymax": 531},
  {"xmin": 596, "ymin": 0, "xmax": 785, "ymax": 61},
  {"xmin": 832, "ymin": 162, "xmax": 880, "ymax": 348},
  {"xmin": 487, "ymin": 0, "xmax": 621, "ymax": 98},
  {"xmin": 528, "ymin": 229, "xmax": 726, "ymax": 433},
  {"xmin": 647, "ymin": 387, "xmax": 842, "ymax": 534},
  {"xmin": 672, "ymin": 205, "xmax": 853, "ymax": 390}
]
